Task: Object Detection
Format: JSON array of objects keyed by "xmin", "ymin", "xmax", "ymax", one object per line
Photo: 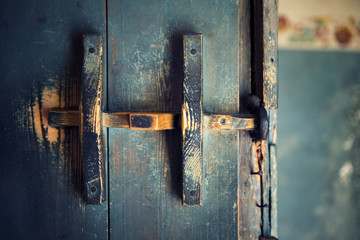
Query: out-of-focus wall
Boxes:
[
  {"xmin": 278, "ymin": 1, "xmax": 360, "ymax": 239},
  {"xmin": 279, "ymin": 0, "xmax": 360, "ymax": 50}
]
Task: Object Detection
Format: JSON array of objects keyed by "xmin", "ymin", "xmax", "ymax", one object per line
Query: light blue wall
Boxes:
[{"xmin": 278, "ymin": 50, "xmax": 360, "ymax": 239}]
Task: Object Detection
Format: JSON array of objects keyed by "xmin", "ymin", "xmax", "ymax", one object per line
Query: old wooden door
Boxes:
[{"xmin": 0, "ymin": 0, "xmax": 278, "ymax": 239}]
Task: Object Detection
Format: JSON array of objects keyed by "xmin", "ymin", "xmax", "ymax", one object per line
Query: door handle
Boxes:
[{"xmin": 49, "ymin": 34, "xmax": 268, "ymax": 206}]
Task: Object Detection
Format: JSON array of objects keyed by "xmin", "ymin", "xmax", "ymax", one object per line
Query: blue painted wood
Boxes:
[
  {"xmin": 0, "ymin": 0, "xmax": 276, "ymax": 238},
  {"xmin": 107, "ymin": 0, "xmax": 261, "ymax": 239},
  {"xmin": 0, "ymin": 0, "xmax": 107, "ymax": 239}
]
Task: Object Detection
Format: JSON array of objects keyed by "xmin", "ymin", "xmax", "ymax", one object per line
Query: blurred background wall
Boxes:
[{"xmin": 278, "ymin": 0, "xmax": 360, "ymax": 239}]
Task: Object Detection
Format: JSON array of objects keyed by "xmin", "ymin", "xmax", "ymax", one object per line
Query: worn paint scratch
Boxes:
[{"xmin": 29, "ymin": 85, "xmax": 61, "ymax": 146}]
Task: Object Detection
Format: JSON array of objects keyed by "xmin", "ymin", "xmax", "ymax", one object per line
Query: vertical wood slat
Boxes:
[
  {"xmin": 81, "ymin": 34, "xmax": 106, "ymax": 204},
  {"xmin": 182, "ymin": 34, "xmax": 203, "ymax": 206},
  {"xmin": 269, "ymin": 144, "xmax": 278, "ymax": 238},
  {"xmin": 268, "ymin": 108, "xmax": 278, "ymax": 238},
  {"xmin": 263, "ymin": 140, "xmax": 270, "ymax": 235},
  {"xmin": 263, "ymin": 0, "xmax": 278, "ymax": 109}
]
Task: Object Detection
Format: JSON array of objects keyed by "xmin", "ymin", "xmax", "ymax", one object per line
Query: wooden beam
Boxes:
[
  {"xmin": 102, "ymin": 112, "xmax": 130, "ymax": 128},
  {"xmin": 130, "ymin": 113, "xmax": 176, "ymax": 130},
  {"xmin": 48, "ymin": 110, "xmax": 80, "ymax": 127},
  {"xmin": 49, "ymin": 111, "xmax": 256, "ymax": 131},
  {"xmin": 203, "ymin": 113, "xmax": 255, "ymax": 130},
  {"xmin": 81, "ymin": 34, "xmax": 106, "ymax": 204},
  {"xmin": 263, "ymin": 0, "xmax": 278, "ymax": 109},
  {"xmin": 182, "ymin": 34, "xmax": 203, "ymax": 206}
]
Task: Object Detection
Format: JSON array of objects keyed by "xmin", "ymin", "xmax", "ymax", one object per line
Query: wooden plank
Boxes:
[
  {"xmin": 102, "ymin": 112, "xmax": 255, "ymax": 130},
  {"xmin": 269, "ymin": 144, "xmax": 278, "ymax": 238},
  {"xmin": 130, "ymin": 113, "xmax": 176, "ymax": 130},
  {"xmin": 262, "ymin": 140, "xmax": 270, "ymax": 235},
  {"xmin": 48, "ymin": 110, "xmax": 80, "ymax": 127},
  {"xmin": 81, "ymin": 34, "xmax": 106, "ymax": 204},
  {"xmin": 238, "ymin": 0, "xmax": 263, "ymax": 238},
  {"xmin": 182, "ymin": 34, "xmax": 203, "ymax": 206},
  {"xmin": 0, "ymin": 0, "xmax": 108, "ymax": 238},
  {"xmin": 204, "ymin": 114, "xmax": 255, "ymax": 130},
  {"xmin": 102, "ymin": 112, "xmax": 130, "ymax": 128},
  {"xmin": 108, "ymin": 0, "xmax": 252, "ymax": 238},
  {"xmin": 268, "ymin": 108, "xmax": 278, "ymax": 238},
  {"xmin": 263, "ymin": 0, "xmax": 278, "ymax": 109}
]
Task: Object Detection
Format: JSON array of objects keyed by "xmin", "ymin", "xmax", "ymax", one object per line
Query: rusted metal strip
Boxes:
[
  {"xmin": 182, "ymin": 34, "xmax": 203, "ymax": 206},
  {"xmin": 81, "ymin": 34, "xmax": 106, "ymax": 204}
]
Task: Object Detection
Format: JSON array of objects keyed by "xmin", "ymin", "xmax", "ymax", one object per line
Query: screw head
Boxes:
[{"xmin": 220, "ymin": 118, "xmax": 226, "ymax": 125}]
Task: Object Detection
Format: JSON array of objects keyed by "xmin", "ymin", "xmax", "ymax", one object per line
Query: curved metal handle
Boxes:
[{"xmin": 247, "ymin": 95, "xmax": 269, "ymax": 141}]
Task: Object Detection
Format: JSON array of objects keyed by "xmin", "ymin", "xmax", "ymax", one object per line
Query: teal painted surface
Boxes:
[
  {"xmin": 0, "ymin": 0, "xmax": 107, "ymax": 239},
  {"xmin": 278, "ymin": 50, "xmax": 360, "ymax": 239},
  {"xmin": 107, "ymin": 0, "xmax": 261, "ymax": 239}
]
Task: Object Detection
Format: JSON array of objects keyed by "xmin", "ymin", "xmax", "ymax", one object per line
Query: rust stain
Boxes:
[{"xmin": 30, "ymin": 86, "xmax": 61, "ymax": 145}]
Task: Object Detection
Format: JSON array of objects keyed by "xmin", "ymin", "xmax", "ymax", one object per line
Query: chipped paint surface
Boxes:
[{"xmin": 31, "ymin": 86, "xmax": 60, "ymax": 144}]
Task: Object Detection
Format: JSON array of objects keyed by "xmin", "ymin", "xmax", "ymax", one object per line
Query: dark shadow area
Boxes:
[
  {"xmin": 163, "ymin": 31, "xmax": 187, "ymax": 200},
  {"xmin": 63, "ymin": 32, "xmax": 84, "ymax": 200}
]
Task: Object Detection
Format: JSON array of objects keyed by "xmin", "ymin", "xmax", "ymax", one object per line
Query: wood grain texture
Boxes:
[
  {"xmin": 48, "ymin": 110, "xmax": 80, "ymax": 127},
  {"xmin": 130, "ymin": 113, "xmax": 176, "ymax": 130},
  {"xmin": 182, "ymin": 34, "xmax": 203, "ymax": 206},
  {"xmin": 0, "ymin": 0, "xmax": 108, "ymax": 238},
  {"xmin": 102, "ymin": 112, "xmax": 255, "ymax": 130},
  {"xmin": 107, "ymin": 0, "xmax": 259, "ymax": 239},
  {"xmin": 238, "ymin": 0, "xmax": 263, "ymax": 239},
  {"xmin": 263, "ymin": 0, "xmax": 278, "ymax": 109},
  {"xmin": 204, "ymin": 114, "xmax": 256, "ymax": 130},
  {"xmin": 102, "ymin": 112, "xmax": 130, "ymax": 128},
  {"xmin": 81, "ymin": 34, "xmax": 106, "ymax": 204},
  {"xmin": 252, "ymin": 0, "xmax": 278, "ymax": 109},
  {"xmin": 269, "ymin": 144, "xmax": 278, "ymax": 238},
  {"xmin": 268, "ymin": 109, "xmax": 278, "ymax": 238},
  {"xmin": 262, "ymin": 139, "xmax": 270, "ymax": 235}
]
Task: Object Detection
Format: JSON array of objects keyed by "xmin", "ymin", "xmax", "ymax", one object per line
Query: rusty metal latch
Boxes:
[{"xmin": 49, "ymin": 34, "xmax": 269, "ymax": 205}]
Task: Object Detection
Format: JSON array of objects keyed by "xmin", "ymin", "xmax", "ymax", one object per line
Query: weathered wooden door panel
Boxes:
[
  {"xmin": 107, "ymin": 0, "xmax": 262, "ymax": 239},
  {"xmin": 0, "ymin": 0, "xmax": 277, "ymax": 239},
  {"xmin": 0, "ymin": 0, "xmax": 107, "ymax": 239}
]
